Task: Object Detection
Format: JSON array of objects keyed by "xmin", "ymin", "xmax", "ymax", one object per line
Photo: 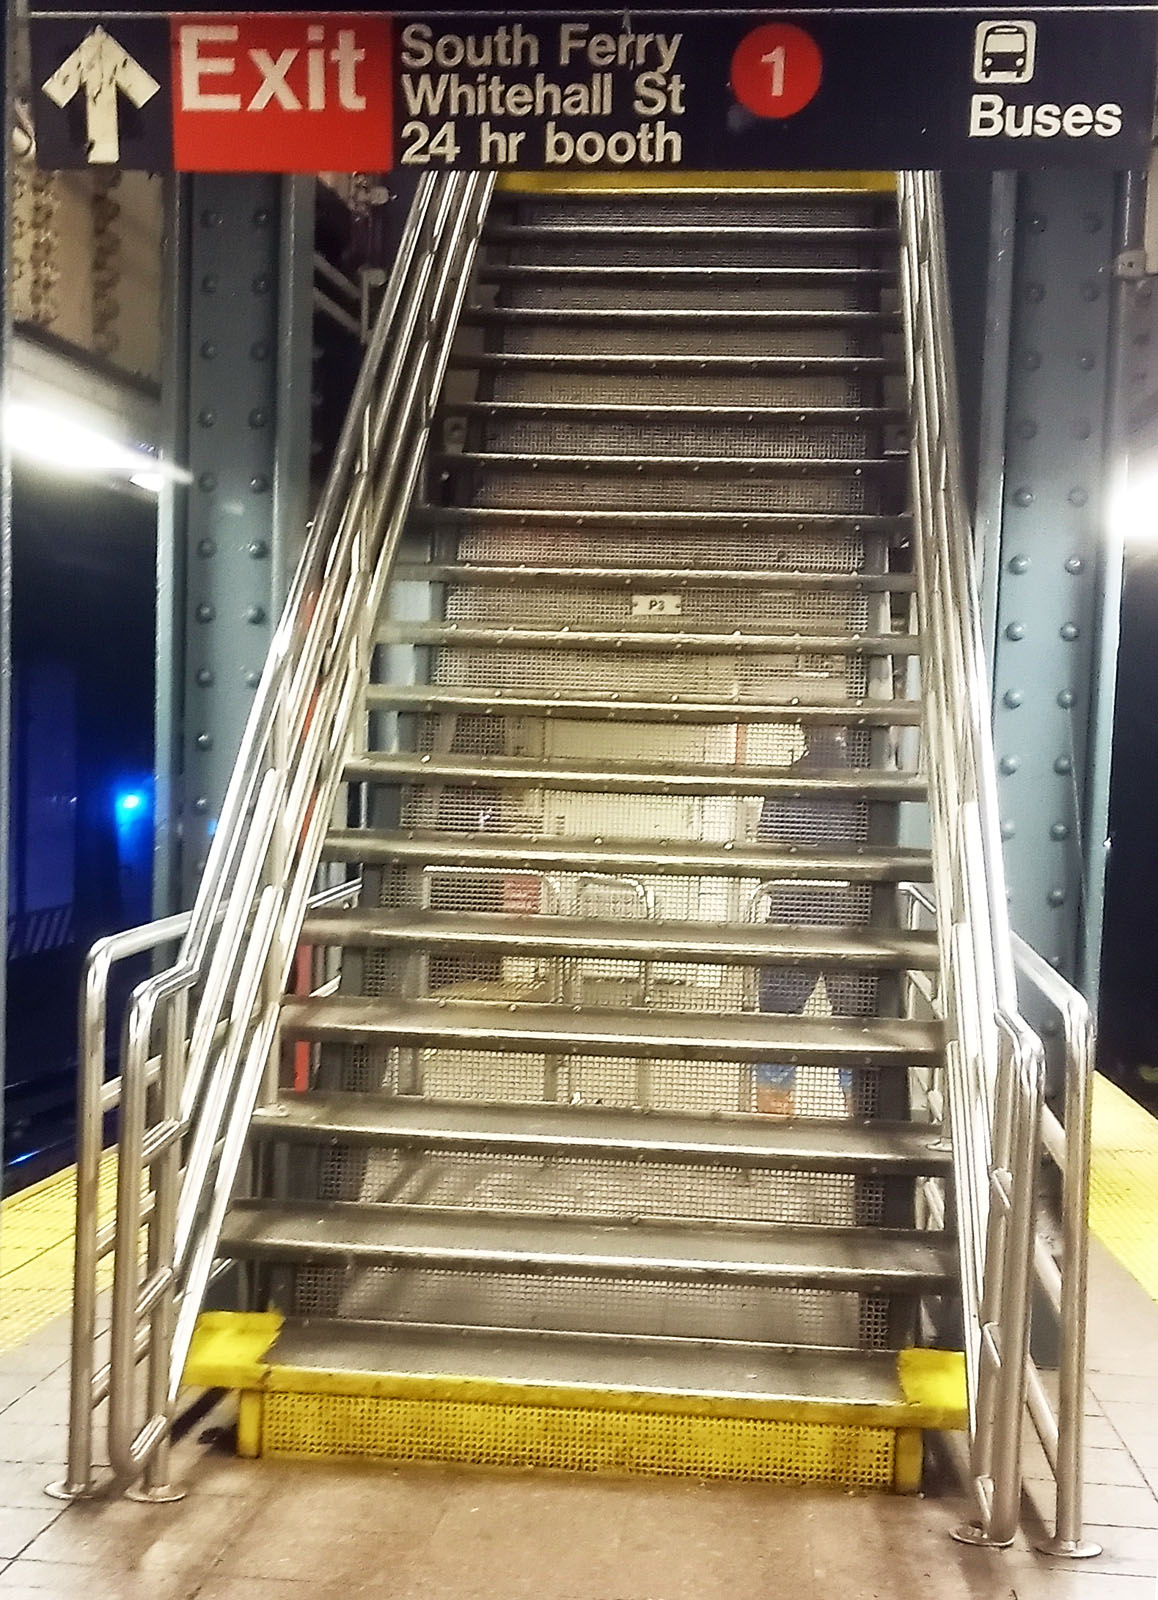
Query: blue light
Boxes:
[{"xmin": 115, "ymin": 789, "xmax": 145, "ymax": 823}]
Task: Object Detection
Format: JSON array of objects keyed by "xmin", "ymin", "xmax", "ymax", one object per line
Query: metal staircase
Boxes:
[
  {"xmin": 211, "ymin": 183, "xmax": 957, "ymax": 1476},
  {"xmin": 61, "ymin": 174, "xmax": 1094, "ymax": 1550}
]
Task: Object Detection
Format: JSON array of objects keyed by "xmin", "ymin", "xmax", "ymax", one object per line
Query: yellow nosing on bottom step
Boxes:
[
  {"xmin": 495, "ymin": 170, "xmax": 896, "ymax": 194},
  {"xmin": 185, "ymin": 1314, "xmax": 965, "ymax": 1493}
]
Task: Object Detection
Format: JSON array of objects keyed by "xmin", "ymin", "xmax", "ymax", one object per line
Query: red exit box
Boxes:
[{"xmin": 172, "ymin": 13, "xmax": 392, "ymax": 171}]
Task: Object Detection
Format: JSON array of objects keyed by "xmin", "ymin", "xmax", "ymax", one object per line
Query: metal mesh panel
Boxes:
[
  {"xmin": 504, "ymin": 282, "xmax": 874, "ymax": 313},
  {"xmin": 421, "ymin": 648, "xmax": 869, "ymax": 696},
  {"xmin": 487, "ymin": 370, "xmax": 879, "ymax": 407},
  {"xmin": 456, "ymin": 526, "xmax": 874, "ymax": 574},
  {"xmin": 288, "ymin": 1261, "xmax": 891, "ymax": 1347},
  {"xmin": 470, "ymin": 469, "xmax": 871, "ymax": 513},
  {"xmin": 507, "ymin": 199, "xmax": 885, "ymax": 227},
  {"xmin": 496, "ymin": 325, "xmax": 874, "ymax": 357},
  {"xmin": 440, "ymin": 583, "xmax": 870, "ymax": 630},
  {"xmin": 508, "ymin": 240, "xmax": 888, "ymax": 270},
  {"xmin": 313, "ymin": 1147, "xmax": 883, "ymax": 1228},
  {"xmin": 480, "ymin": 418, "xmax": 873, "ymax": 460}
]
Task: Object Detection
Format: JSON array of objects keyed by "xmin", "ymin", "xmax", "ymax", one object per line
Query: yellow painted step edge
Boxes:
[
  {"xmin": 496, "ymin": 170, "xmax": 896, "ymax": 193},
  {"xmin": 185, "ymin": 1312, "xmax": 966, "ymax": 1435}
]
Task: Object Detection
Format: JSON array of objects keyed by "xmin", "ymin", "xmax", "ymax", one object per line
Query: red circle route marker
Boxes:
[{"xmin": 729, "ymin": 23, "xmax": 824, "ymax": 120}]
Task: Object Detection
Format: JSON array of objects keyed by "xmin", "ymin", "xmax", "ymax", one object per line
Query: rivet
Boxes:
[
  {"xmin": 250, "ymin": 340, "xmax": 271, "ymax": 361},
  {"xmin": 1003, "ymin": 689, "xmax": 1023, "ymax": 709},
  {"xmin": 1060, "ymin": 622, "xmax": 1080, "ymax": 642},
  {"xmin": 193, "ymin": 796, "xmax": 210, "ymax": 814},
  {"xmin": 244, "ymin": 669, "xmax": 262, "ymax": 689},
  {"xmin": 1057, "ymin": 689, "xmax": 1076, "ymax": 709},
  {"xmin": 1050, "ymin": 822, "xmax": 1070, "ymax": 841},
  {"xmin": 1067, "ymin": 486, "xmax": 1089, "ymax": 508},
  {"xmin": 1139, "ymin": 280, "xmax": 1154, "ymax": 304},
  {"xmin": 1001, "ymin": 820, "xmax": 1016, "ymax": 841},
  {"xmin": 245, "ymin": 604, "xmax": 267, "ymax": 624},
  {"xmin": 1072, "ymin": 419, "xmax": 1092, "ymax": 441},
  {"xmin": 1013, "ymin": 486, "xmax": 1034, "ymax": 508},
  {"xmin": 1022, "ymin": 350, "xmax": 1042, "ymax": 371},
  {"xmin": 1028, "ymin": 214, "xmax": 1047, "ymax": 233},
  {"xmin": 248, "ymin": 408, "xmax": 268, "ymax": 428},
  {"xmin": 252, "ymin": 274, "xmax": 272, "ymax": 295},
  {"xmin": 1025, "ymin": 281, "xmax": 1046, "ymax": 304},
  {"xmin": 250, "ymin": 474, "xmax": 270, "ymax": 494},
  {"xmin": 248, "ymin": 540, "xmax": 269, "ymax": 560},
  {"xmin": 1064, "ymin": 555, "xmax": 1085, "ymax": 575},
  {"xmin": 198, "ymin": 471, "xmax": 218, "ymax": 492},
  {"xmin": 200, "ymin": 274, "xmax": 218, "ymax": 294},
  {"xmin": 1055, "ymin": 755, "xmax": 1073, "ymax": 775},
  {"xmin": 200, "ymin": 209, "xmax": 222, "ymax": 228},
  {"xmin": 1015, "ymin": 419, "xmax": 1038, "ymax": 441},
  {"xmin": 1080, "ymin": 280, "xmax": 1101, "ymax": 303},
  {"xmin": 195, "ymin": 668, "xmax": 215, "ymax": 687},
  {"xmin": 195, "ymin": 603, "xmax": 215, "ymax": 623},
  {"xmin": 1005, "ymin": 621, "xmax": 1026, "ymax": 642},
  {"xmin": 253, "ymin": 208, "xmax": 272, "ymax": 228},
  {"xmin": 197, "ymin": 408, "xmax": 216, "ymax": 428},
  {"xmin": 196, "ymin": 538, "xmax": 217, "ymax": 558},
  {"xmin": 195, "ymin": 732, "xmax": 213, "ymax": 751},
  {"xmin": 1077, "ymin": 351, "xmax": 1096, "ymax": 371},
  {"xmin": 999, "ymin": 755, "xmax": 1021, "ymax": 775},
  {"xmin": 199, "ymin": 340, "xmax": 217, "ymax": 359},
  {"xmin": 1009, "ymin": 554, "xmax": 1030, "ymax": 575},
  {"xmin": 1048, "ymin": 887, "xmax": 1066, "ymax": 907}
]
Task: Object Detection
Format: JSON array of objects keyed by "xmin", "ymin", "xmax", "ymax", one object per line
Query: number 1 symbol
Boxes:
[{"xmin": 762, "ymin": 45, "xmax": 786, "ymax": 97}]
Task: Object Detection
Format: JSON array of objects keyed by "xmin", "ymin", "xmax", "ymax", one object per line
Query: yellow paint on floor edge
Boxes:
[
  {"xmin": 497, "ymin": 169, "xmax": 895, "ymax": 193},
  {"xmin": 1090, "ymin": 1073, "xmax": 1158, "ymax": 1303}
]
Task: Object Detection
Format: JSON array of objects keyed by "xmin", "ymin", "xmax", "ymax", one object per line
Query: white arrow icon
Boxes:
[{"xmin": 42, "ymin": 26, "xmax": 160, "ymax": 164}]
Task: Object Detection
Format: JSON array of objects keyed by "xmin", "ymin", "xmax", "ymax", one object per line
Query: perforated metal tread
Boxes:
[
  {"xmin": 392, "ymin": 563, "xmax": 914, "ymax": 593},
  {"xmin": 450, "ymin": 352, "xmax": 906, "ymax": 378},
  {"xmin": 220, "ymin": 1200, "xmax": 954, "ymax": 1292},
  {"xmin": 484, "ymin": 225, "xmax": 898, "ymax": 245},
  {"xmin": 263, "ymin": 1318, "xmax": 938, "ymax": 1409},
  {"xmin": 377, "ymin": 622, "xmax": 918, "ymax": 657},
  {"xmin": 321, "ymin": 830, "xmax": 934, "ymax": 883},
  {"xmin": 280, "ymin": 996, "xmax": 943, "ymax": 1067},
  {"xmin": 366, "ymin": 685, "xmax": 922, "ymax": 726},
  {"xmin": 437, "ymin": 452, "xmax": 907, "ymax": 480},
  {"xmin": 479, "ymin": 264, "xmax": 896, "ymax": 287},
  {"xmin": 250, "ymin": 1094, "xmax": 951, "ymax": 1176},
  {"xmin": 299, "ymin": 910, "xmax": 938, "ymax": 971},
  {"xmin": 463, "ymin": 306, "xmax": 902, "ymax": 330},
  {"xmin": 444, "ymin": 400, "xmax": 908, "ymax": 427},
  {"xmin": 412, "ymin": 504, "xmax": 910, "ymax": 535},
  {"xmin": 345, "ymin": 752, "xmax": 926, "ymax": 800}
]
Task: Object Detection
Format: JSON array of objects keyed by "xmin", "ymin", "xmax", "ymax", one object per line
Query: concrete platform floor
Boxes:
[{"xmin": 0, "ymin": 1237, "xmax": 1157, "ymax": 1599}]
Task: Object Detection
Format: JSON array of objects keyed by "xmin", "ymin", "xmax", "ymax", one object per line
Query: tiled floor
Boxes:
[{"xmin": 0, "ymin": 1240, "xmax": 1156, "ymax": 1598}]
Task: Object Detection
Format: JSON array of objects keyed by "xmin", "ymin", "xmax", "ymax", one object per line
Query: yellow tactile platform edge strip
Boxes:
[
  {"xmin": 185, "ymin": 1312, "xmax": 965, "ymax": 1493},
  {"xmin": 1089, "ymin": 1073, "xmax": 1158, "ymax": 1303},
  {"xmin": 0, "ymin": 1152, "xmax": 118, "ymax": 1354}
]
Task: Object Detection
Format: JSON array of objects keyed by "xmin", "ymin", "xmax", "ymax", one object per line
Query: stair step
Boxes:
[
  {"xmin": 412, "ymin": 505, "xmax": 911, "ymax": 537},
  {"xmin": 321, "ymin": 829, "xmax": 934, "ymax": 883},
  {"xmin": 484, "ymin": 224, "xmax": 898, "ymax": 246},
  {"xmin": 251, "ymin": 1093, "xmax": 951, "ymax": 1175},
  {"xmin": 450, "ymin": 351, "xmax": 905, "ymax": 378},
  {"xmin": 280, "ymin": 996, "xmax": 943, "ymax": 1067},
  {"xmin": 463, "ymin": 307, "xmax": 901, "ymax": 331},
  {"xmin": 444, "ymin": 401, "xmax": 907, "ymax": 430},
  {"xmin": 299, "ymin": 910, "xmax": 938, "ymax": 971},
  {"xmin": 345, "ymin": 751, "xmax": 925, "ymax": 800},
  {"xmin": 436, "ymin": 450, "xmax": 905, "ymax": 480},
  {"xmin": 393, "ymin": 562, "xmax": 915, "ymax": 594},
  {"xmin": 219, "ymin": 1201, "xmax": 955, "ymax": 1293},
  {"xmin": 376, "ymin": 622, "xmax": 920, "ymax": 656},
  {"xmin": 366, "ymin": 684, "xmax": 922, "ymax": 726},
  {"xmin": 478, "ymin": 264, "xmax": 895, "ymax": 288}
]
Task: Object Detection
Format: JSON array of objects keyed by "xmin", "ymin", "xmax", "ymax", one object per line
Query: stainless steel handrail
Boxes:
[
  {"xmin": 56, "ymin": 171, "xmax": 494, "ymax": 1499},
  {"xmin": 898, "ymin": 171, "xmax": 1046, "ymax": 1550}
]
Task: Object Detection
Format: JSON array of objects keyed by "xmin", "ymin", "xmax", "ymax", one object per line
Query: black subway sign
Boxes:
[{"xmin": 28, "ymin": 9, "xmax": 1158, "ymax": 172}]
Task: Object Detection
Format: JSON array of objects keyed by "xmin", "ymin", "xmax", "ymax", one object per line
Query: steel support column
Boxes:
[
  {"xmin": 989, "ymin": 170, "xmax": 1118, "ymax": 998},
  {"xmin": 156, "ymin": 174, "xmax": 315, "ymax": 910}
]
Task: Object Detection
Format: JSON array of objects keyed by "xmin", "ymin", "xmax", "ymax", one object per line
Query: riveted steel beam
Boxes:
[{"xmin": 989, "ymin": 170, "xmax": 1118, "ymax": 996}]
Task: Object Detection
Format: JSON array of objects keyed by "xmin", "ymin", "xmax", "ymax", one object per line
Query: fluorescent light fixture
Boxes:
[
  {"xmin": 1110, "ymin": 463, "xmax": 1158, "ymax": 544},
  {"xmin": 5, "ymin": 400, "xmax": 188, "ymax": 492}
]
